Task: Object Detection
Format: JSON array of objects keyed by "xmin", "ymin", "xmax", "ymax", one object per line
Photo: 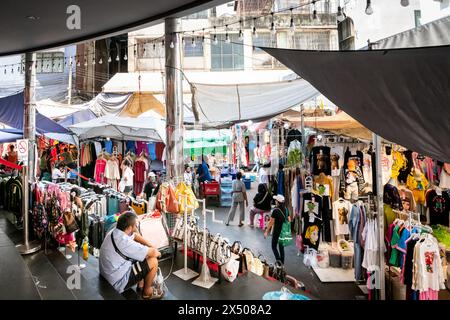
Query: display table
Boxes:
[{"xmin": 220, "ymin": 178, "xmax": 233, "ymax": 207}]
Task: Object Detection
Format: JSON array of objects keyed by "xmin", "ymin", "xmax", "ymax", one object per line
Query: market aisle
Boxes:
[
  {"xmin": 0, "ymin": 211, "xmax": 123, "ymax": 300},
  {"xmin": 0, "ymin": 213, "xmax": 41, "ymax": 300},
  {"xmin": 202, "ymin": 203, "xmax": 365, "ymax": 300}
]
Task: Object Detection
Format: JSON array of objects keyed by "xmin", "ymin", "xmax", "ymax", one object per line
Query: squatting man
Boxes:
[{"xmin": 99, "ymin": 211, "xmax": 164, "ymax": 299}]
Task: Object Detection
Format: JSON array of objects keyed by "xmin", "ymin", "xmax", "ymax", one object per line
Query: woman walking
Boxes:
[
  {"xmin": 225, "ymin": 172, "xmax": 248, "ymax": 227},
  {"xmin": 264, "ymin": 194, "xmax": 290, "ymax": 264}
]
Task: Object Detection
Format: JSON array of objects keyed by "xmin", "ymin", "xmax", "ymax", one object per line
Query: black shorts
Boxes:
[{"xmin": 124, "ymin": 259, "xmax": 151, "ymax": 290}]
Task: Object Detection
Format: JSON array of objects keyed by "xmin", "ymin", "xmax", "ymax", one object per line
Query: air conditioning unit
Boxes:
[{"xmin": 433, "ymin": 0, "xmax": 443, "ymax": 2}]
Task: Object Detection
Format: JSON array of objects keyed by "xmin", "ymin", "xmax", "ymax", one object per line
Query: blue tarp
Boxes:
[
  {"xmin": 58, "ymin": 109, "xmax": 97, "ymax": 127},
  {"xmin": 0, "ymin": 130, "xmax": 22, "ymax": 143},
  {"xmin": 0, "ymin": 129, "xmax": 77, "ymax": 145},
  {"xmin": 0, "ymin": 91, "xmax": 69, "ymax": 134}
]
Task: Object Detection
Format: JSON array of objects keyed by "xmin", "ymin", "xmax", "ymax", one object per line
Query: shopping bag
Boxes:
[
  {"xmin": 148, "ymin": 196, "xmax": 157, "ymax": 211},
  {"xmin": 166, "ymin": 184, "xmax": 179, "ymax": 213},
  {"xmin": 278, "ymin": 209, "xmax": 293, "ymax": 247},
  {"xmin": 118, "ymin": 180, "xmax": 126, "ymax": 193},
  {"xmin": 221, "ymin": 258, "xmax": 239, "ymax": 282},
  {"xmin": 242, "ymin": 248, "xmax": 255, "ymax": 274},
  {"xmin": 176, "ymin": 182, "xmax": 199, "ymax": 214}
]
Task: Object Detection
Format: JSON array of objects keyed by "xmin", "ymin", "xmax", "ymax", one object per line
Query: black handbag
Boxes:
[{"xmin": 63, "ymin": 211, "xmax": 79, "ymax": 234}]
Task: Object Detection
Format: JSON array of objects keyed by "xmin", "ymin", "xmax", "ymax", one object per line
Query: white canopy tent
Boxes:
[
  {"xmin": 68, "ymin": 115, "xmax": 166, "ymax": 143},
  {"xmin": 189, "ymin": 78, "xmax": 319, "ymax": 127}
]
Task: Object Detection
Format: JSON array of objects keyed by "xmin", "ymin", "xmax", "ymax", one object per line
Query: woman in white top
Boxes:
[
  {"xmin": 122, "ymin": 160, "xmax": 134, "ymax": 195},
  {"xmin": 183, "ymin": 165, "xmax": 193, "ymax": 186},
  {"xmin": 52, "ymin": 163, "xmax": 66, "ymax": 183}
]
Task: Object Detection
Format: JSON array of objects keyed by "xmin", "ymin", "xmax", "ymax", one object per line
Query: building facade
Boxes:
[{"xmin": 127, "ymin": 0, "xmax": 339, "ymax": 73}]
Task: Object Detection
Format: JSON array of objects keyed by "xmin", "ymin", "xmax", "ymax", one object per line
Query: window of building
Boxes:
[
  {"xmin": 137, "ymin": 38, "xmax": 164, "ymax": 59},
  {"xmin": 253, "ymin": 33, "xmax": 275, "ymax": 53},
  {"xmin": 414, "ymin": 10, "xmax": 422, "ymax": 28},
  {"xmin": 211, "ymin": 34, "xmax": 244, "ymax": 71},
  {"xmin": 292, "ymin": 31, "xmax": 330, "ymax": 50},
  {"xmin": 184, "ymin": 37, "xmax": 204, "ymax": 57},
  {"xmin": 22, "ymin": 52, "xmax": 64, "ymax": 73}
]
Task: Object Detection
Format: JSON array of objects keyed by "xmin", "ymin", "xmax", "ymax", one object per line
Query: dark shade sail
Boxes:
[{"xmin": 262, "ymin": 45, "xmax": 450, "ymax": 162}]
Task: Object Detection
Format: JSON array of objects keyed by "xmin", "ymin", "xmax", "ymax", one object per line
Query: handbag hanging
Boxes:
[{"xmin": 63, "ymin": 210, "xmax": 79, "ymax": 234}]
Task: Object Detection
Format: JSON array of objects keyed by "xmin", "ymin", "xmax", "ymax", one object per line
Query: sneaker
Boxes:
[{"xmin": 142, "ymin": 288, "xmax": 165, "ymax": 300}]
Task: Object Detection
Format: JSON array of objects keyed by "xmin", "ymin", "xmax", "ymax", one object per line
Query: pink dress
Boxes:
[{"xmin": 95, "ymin": 159, "xmax": 107, "ymax": 183}]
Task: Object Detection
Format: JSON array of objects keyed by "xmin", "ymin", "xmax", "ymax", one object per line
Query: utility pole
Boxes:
[
  {"xmin": 373, "ymin": 133, "xmax": 386, "ymax": 300},
  {"xmin": 67, "ymin": 56, "xmax": 73, "ymax": 105},
  {"xmin": 92, "ymin": 40, "xmax": 96, "ymax": 98},
  {"xmin": 17, "ymin": 52, "xmax": 41, "ymax": 255},
  {"xmin": 165, "ymin": 18, "xmax": 184, "ymax": 179}
]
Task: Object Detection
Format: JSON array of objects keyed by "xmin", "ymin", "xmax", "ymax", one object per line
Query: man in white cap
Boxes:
[
  {"xmin": 143, "ymin": 172, "xmax": 157, "ymax": 201},
  {"xmin": 264, "ymin": 194, "xmax": 290, "ymax": 264}
]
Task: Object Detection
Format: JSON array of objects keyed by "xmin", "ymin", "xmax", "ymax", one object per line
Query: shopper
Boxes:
[
  {"xmin": 39, "ymin": 150, "xmax": 49, "ymax": 179},
  {"xmin": 264, "ymin": 194, "xmax": 290, "ymax": 264},
  {"xmin": 183, "ymin": 164, "xmax": 193, "ymax": 187},
  {"xmin": 121, "ymin": 160, "xmax": 134, "ymax": 196},
  {"xmin": 225, "ymin": 171, "xmax": 248, "ymax": 227},
  {"xmin": 51, "ymin": 163, "xmax": 66, "ymax": 183},
  {"xmin": 4, "ymin": 144, "xmax": 18, "ymax": 172},
  {"xmin": 60, "ymin": 147, "xmax": 75, "ymax": 169},
  {"xmin": 143, "ymin": 172, "xmax": 157, "ymax": 200},
  {"xmin": 99, "ymin": 211, "xmax": 164, "ymax": 299},
  {"xmin": 259, "ymin": 165, "xmax": 269, "ymax": 185},
  {"xmin": 197, "ymin": 155, "xmax": 213, "ymax": 183},
  {"xmin": 251, "ymin": 143, "xmax": 260, "ymax": 172},
  {"xmin": 249, "ymin": 183, "xmax": 272, "ymax": 227}
]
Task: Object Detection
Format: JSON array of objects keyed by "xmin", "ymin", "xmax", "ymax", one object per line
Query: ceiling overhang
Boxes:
[{"xmin": 0, "ymin": 0, "xmax": 228, "ymax": 56}]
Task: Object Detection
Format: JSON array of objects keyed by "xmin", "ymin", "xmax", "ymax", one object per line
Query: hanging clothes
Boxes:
[
  {"xmin": 136, "ymin": 141, "xmax": 148, "ymax": 156},
  {"xmin": 402, "ymin": 237, "xmax": 419, "ymax": 300},
  {"xmin": 277, "ymin": 169, "xmax": 285, "ymax": 197},
  {"xmin": 344, "ymin": 147, "xmax": 364, "ymax": 173},
  {"xmin": 94, "ymin": 159, "xmax": 107, "ymax": 184},
  {"xmin": 406, "ymin": 169, "xmax": 429, "ymax": 205},
  {"xmin": 301, "ymin": 192, "xmax": 323, "ymax": 251},
  {"xmin": 155, "ymin": 143, "xmax": 165, "ymax": 160},
  {"xmin": 105, "ymin": 158, "xmax": 120, "ymax": 190},
  {"xmin": 147, "ymin": 142, "xmax": 157, "ymax": 161},
  {"xmin": 439, "ymin": 163, "xmax": 450, "ymax": 189},
  {"xmin": 349, "ymin": 202, "xmax": 367, "ymax": 282},
  {"xmin": 126, "ymin": 141, "xmax": 136, "ymax": 154},
  {"xmin": 310, "ymin": 146, "xmax": 331, "ymax": 176},
  {"xmin": 362, "ymin": 217, "xmax": 379, "ymax": 276},
  {"xmin": 94, "ymin": 142, "xmax": 102, "ymax": 156},
  {"xmin": 104, "ymin": 140, "xmax": 113, "ymax": 154},
  {"xmin": 332, "ymin": 198, "xmax": 353, "ymax": 236},
  {"xmin": 133, "ymin": 159, "xmax": 147, "ymax": 195},
  {"xmin": 425, "ymin": 189, "xmax": 450, "ymax": 227},
  {"xmin": 411, "ymin": 234, "xmax": 445, "ymax": 299},
  {"xmin": 314, "ymin": 173, "xmax": 333, "ymax": 200}
]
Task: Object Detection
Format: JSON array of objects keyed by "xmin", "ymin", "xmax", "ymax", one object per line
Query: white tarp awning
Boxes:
[
  {"xmin": 189, "ymin": 78, "xmax": 319, "ymax": 127},
  {"xmin": 69, "ymin": 115, "xmax": 166, "ymax": 142}
]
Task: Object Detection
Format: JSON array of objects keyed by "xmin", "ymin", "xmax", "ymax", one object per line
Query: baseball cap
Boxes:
[
  {"xmin": 273, "ymin": 194, "xmax": 285, "ymax": 203},
  {"xmin": 148, "ymin": 172, "xmax": 156, "ymax": 177}
]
